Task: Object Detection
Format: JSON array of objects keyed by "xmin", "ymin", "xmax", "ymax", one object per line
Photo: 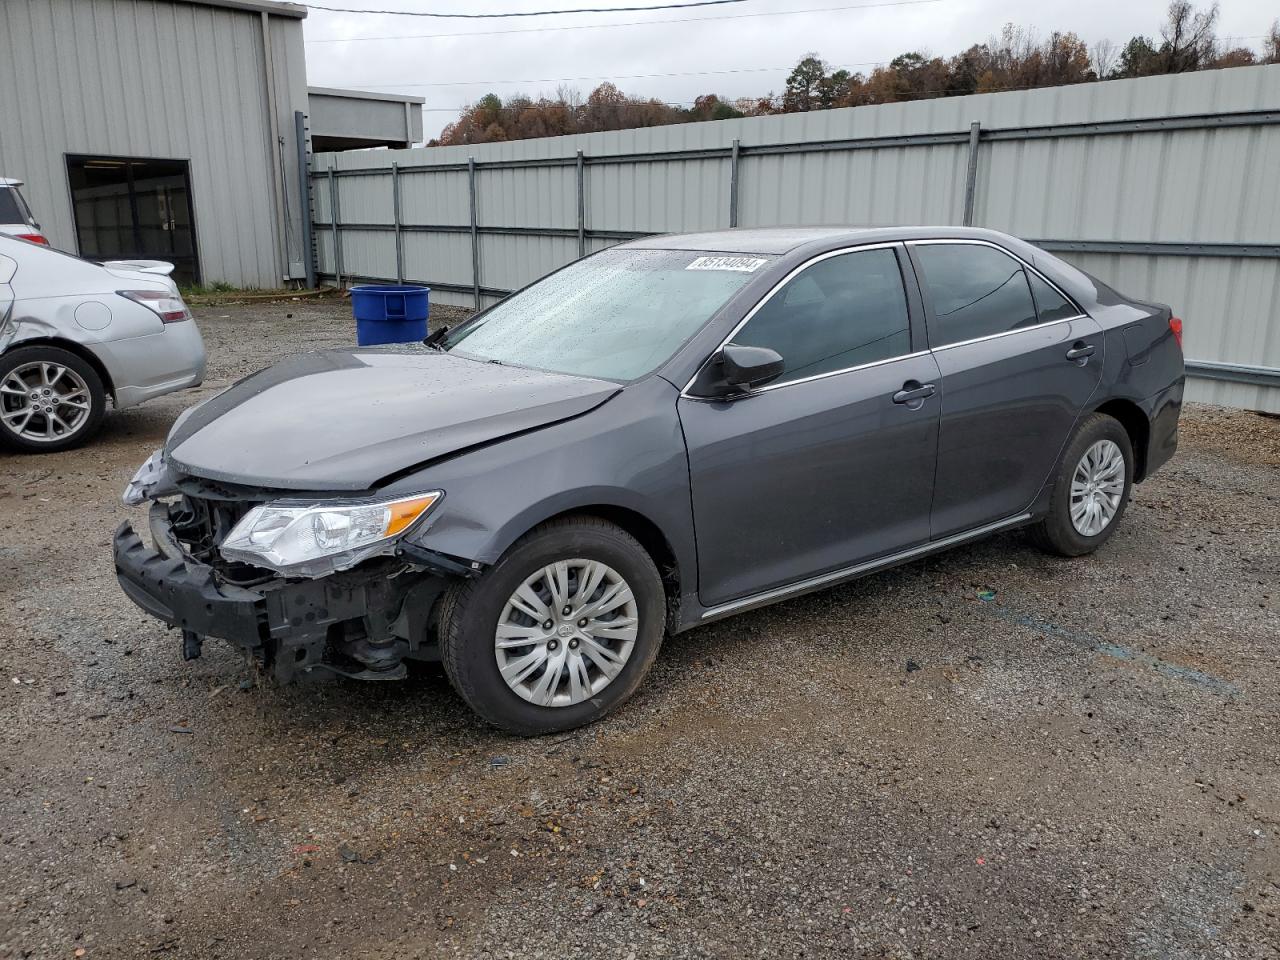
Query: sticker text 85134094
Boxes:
[{"xmin": 685, "ymin": 256, "xmax": 769, "ymax": 273}]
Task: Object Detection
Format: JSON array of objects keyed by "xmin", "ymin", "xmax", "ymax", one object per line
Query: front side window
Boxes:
[
  {"xmin": 443, "ymin": 248, "xmax": 771, "ymax": 381},
  {"xmin": 914, "ymin": 243, "xmax": 1038, "ymax": 347},
  {"xmin": 730, "ymin": 247, "xmax": 911, "ymax": 385}
]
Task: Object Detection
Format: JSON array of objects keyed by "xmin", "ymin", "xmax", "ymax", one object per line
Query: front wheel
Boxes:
[
  {"xmin": 1027, "ymin": 412, "xmax": 1134, "ymax": 557},
  {"xmin": 438, "ymin": 516, "xmax": 666, "ymax": 735}
]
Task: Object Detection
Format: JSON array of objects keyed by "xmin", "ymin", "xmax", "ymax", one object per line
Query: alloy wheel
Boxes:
[
  {"xmin": 494, "ymin": 558, "xmax": 639, "ymax": 707},
  {"xmin": 0, "ymin": 361, "xmax": 93, "ymax": 444},
  {"xmin": 1069, "ymin": 438, "xmax": 1126, "ymax": 537}
]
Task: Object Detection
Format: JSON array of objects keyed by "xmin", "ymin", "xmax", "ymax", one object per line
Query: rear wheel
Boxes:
[
  {"xmin": 0, "ymin": 346, "xmax": 106, "ymax": 452},
  {"xmin": 1027, "ymin": 412, "xmax": 1133, "ymax": 557},
  {"xmin": 439, "ymin": 516, "xmax": 666, "ymax": 735}
]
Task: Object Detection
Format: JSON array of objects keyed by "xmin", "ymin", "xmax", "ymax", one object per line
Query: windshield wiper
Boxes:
[{"xmin": 422, "ymin": 325, "xmax": 450, "ymax": 350}]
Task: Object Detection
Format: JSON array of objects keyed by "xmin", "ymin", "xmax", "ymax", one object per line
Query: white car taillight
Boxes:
[{"xmin": 118, "ymin": 289, "xmax": 191, "ymax": 323}]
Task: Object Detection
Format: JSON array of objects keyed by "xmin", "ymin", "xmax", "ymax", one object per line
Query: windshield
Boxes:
[{"xmin": 443, "ymin": 248, "xmax": 773, "ymax": 380}]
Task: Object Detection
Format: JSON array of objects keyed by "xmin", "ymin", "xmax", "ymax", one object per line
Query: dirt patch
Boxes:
[{"xmin": 1178, "ymin": 404, "xmax": 1280, "ymax": 468}]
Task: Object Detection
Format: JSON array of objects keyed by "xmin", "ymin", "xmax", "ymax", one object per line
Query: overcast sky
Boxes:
[{"xmin": 301, "ymin": 0, "xmax": 1280, "ymax": 141}]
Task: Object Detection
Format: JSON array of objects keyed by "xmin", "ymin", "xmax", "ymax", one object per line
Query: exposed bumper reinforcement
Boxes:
[
  {"xmin": 114, "ymin": 521, "xmax": 264, "ymax": 644},
  {"xmin": 113, "ymin": 520, "xmax": 449, "ymax": 683}
]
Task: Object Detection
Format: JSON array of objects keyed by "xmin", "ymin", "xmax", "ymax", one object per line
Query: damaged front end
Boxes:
[{"xmin": 114, "ymin": 453, "xmax": 476, "ymax": 684}]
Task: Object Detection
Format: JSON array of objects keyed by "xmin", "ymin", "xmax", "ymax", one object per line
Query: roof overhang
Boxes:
[
  {"xmin": 308, "ymin": 86, "xmax": 425, "ymax": 105},
  {"xmin": 308, "ymin": 87, "xmax": 425, "ymax": 152}
]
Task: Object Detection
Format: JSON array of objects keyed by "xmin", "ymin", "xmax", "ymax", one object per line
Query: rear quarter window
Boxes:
[
  {"xmin": 1027, "ymin": 270, "xmax": 1080, "ymax": 322},
  {"xmin": 0, "ymin": 188, "xmax": 25, "ymax": 224}
]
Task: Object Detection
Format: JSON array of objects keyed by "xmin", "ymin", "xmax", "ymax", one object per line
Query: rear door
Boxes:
[
  {"xmin": 908, "ymin": 240, "xmax": 1104, "ymax": 539},
  {"xmin": 678, "ymin": 243, "xmax": 942, "ymax": 608}
]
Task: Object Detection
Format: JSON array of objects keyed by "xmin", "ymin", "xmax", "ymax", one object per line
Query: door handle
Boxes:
[
  {"xmin": 1066, "ymin": 342, "xmax": 1095, "ymax": 362},
  {"xmin": 892, "ymin": 381, "xmax": 936, "ymax": 406}
]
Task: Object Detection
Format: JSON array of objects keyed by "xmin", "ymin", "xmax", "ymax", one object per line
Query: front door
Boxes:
[
  {"xmin": 679, "ymin": 244, "xmax": 941, "ymax": 608},
  {"xmin": 66, "ymin": 155, "xmax": 200, "ymax": 285},
  {"xmin": 908, "ymin": 241, "xmax": 1104, "ymax": 539}
]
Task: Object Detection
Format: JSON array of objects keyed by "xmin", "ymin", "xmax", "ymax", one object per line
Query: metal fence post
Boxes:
[
  {"xmin": 392, "ymin": 161, "xmax": 403, "ymax": 283},
  {"xmin": 294, "ymin": 110, "xmax": 315, "ymax": 289},
  {"xmin": 327, "ymin": 164, "xmax": 343, "ymax": 287},
  {"xmin": 576, "ymin": 150, "xmax": 586, "ymax": 258},
  {"xmin": 468, "ymin": 156, "xmax": 480, "ymax": 310},
  {"xmin": 962, "ymin": 121, "xmax": 981, "ymax": 226},
  {"xmin": 728, "ymin": 138, "xmax": 741, "ymax": 228}
]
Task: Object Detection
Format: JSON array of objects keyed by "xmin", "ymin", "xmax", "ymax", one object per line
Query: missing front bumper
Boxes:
[{"xmin": 113, "ymin": 520, "xmax": 450, "ymax": 683}]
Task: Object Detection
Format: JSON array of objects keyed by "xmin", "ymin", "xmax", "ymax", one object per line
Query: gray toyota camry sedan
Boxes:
[{"xmin": 115, "ymin": 227, "xmax": 1184, "ymax": 735}]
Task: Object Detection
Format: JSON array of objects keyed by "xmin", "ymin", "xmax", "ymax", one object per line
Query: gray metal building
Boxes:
[{"xmin": 0, "ymin": 0, "xmax": 422, "ymax": 288}]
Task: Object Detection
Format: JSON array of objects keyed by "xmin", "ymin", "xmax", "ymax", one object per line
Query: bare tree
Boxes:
[
  {"xmin": 555, "ymin": 85, "xmax": 583, "ymax": 112},
  {"xmin": 1265, "ymin": 19, "xmax": 1280, "ymax": 64},
  {"xmin": 1090, "ymin": 38, "xmax": 1119, "ymax": 78},
  {"xmin": 1160, "ymin": 1, "xmax": 1220, "ymax": 72}
]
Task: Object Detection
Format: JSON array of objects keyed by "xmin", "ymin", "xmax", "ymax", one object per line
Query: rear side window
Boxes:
[
  {"xmin": 1027, "ymin": 270, "xmax": 1078, "ymax": 323},
  {"xmin": 914, "ymin": 243, "xmax": 1038, "ymax": 347},
  {"xmin": 0, "ymin": 188, "xmax": 25, "ymax": 224},
  {"xmin": 731, "ymin": 247, "xmax": 912, "ymax": 384}
]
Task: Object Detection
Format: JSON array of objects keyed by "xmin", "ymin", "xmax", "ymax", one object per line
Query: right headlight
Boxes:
[{"xmin": 220, "ymin": 491, "xmax": 442, "ymax": 578}]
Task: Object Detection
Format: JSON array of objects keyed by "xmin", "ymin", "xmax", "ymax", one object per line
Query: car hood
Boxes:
[{"xmin": 165, "ymin": 348, "xmax": 620, "ymax": 490}]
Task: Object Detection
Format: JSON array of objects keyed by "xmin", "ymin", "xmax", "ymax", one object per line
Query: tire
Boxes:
[
  {"xmin": 1027, "ymin": 412, "xmax": 1134, "ymax": 557},
  {"xmin": 0, "ymin": 346, "xmax": 106, "ymax": 453},
  {"xmin": 439, "ymin": 516, "xmax": 666, "ymax": 736}
]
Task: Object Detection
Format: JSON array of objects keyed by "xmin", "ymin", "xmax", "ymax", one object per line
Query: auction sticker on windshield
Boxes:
[{"xmin": 685, "ymin": 256, "xmax": 769, "ymax": 272}]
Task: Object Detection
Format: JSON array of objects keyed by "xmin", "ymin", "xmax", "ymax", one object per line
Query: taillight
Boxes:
[
  {"xmin": 15, "ymin": 233, "xmax": 48, "ymax": 245},
  {"xmin": 1169, "ymin": 316, "xmax": 1184, "ymax": 349},
  {"xmin": 118, "ymin": 289, "xmax": 191, "ymax": 323}
]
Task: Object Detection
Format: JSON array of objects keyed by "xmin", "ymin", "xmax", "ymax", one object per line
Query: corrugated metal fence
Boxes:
[{"xmin": 312, "ymin": 65, "xmax": 1280, "ymax": 412}]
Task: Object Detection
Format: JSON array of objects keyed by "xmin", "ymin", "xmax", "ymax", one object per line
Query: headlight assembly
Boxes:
[{"xmin": 220, "ymin": 491, "xmax": 442, "ymax": 578}]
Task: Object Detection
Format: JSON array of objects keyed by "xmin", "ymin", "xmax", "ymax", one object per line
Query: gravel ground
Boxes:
[{"xmin": 1, "ymin": 299, "xmax": 1278, "ymax": 960}]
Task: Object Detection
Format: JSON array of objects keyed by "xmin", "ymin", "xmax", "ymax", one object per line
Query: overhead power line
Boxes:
[
  {"xmin": 302, "ymin": 0, "xmax": 746, "ymax": 16},
  {"xmin": 306, "ymin": 0, "xmax": 943, "ymax": 42}
]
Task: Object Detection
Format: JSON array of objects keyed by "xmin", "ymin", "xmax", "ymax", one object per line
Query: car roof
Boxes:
[
  {"xmin": 622, "ymin": 225, "xmax": 1109, "ymax": 317},
  {"xmin": 623, "ymin": 225, "xmax": 1028, "ymax": 255},
  {"xmin": 0, "ymin": 178, "xmax": 22, "ymax": 188}
]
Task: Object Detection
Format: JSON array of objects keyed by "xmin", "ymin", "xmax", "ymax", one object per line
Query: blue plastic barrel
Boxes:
[{"xmin": 350, "ymin": 284, "xmax": 430, "ymax": 346}]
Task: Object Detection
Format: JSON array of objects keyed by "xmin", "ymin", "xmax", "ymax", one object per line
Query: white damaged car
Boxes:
[{"xmin": 0, "ymin": 234, "xmax": 205, "ymax": 452}]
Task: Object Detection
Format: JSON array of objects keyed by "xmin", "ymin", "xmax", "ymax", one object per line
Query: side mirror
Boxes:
[{"xmin": 720, "ymin": 343, "xmax": 785, "ymax": 391}]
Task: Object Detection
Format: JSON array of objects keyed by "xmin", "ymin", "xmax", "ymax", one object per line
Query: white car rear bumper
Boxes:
[{"xmin": 97, "ymin": 319, "xmax": 207, "ymax": 409}]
